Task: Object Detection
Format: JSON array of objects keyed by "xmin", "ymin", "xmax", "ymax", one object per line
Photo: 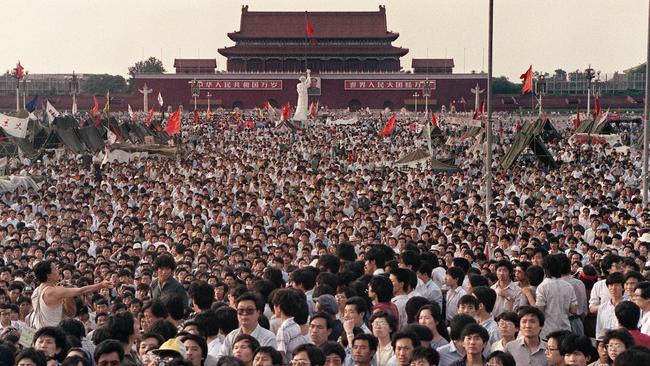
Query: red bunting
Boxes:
[
  {"xmin": 91, "ymin": 96, "xmax": 99, "ymax": 117},
  {"xmin": 379, "ymin": 114, "xmax": 397, "ymax": 137},
  {"xmin": 16, "ymin": 62, "xmax": 24, "ymax": 80},
  {"xmin": 164, "ymin": 110, "xmax": 181, "ymax": 135},
  {"xmin": 145, "ymin": 107, "xmax": 154, "ymax": 126},
  {"xmin": 520, "ymin": 65, "xmax": 533, "ymax": 94},
  {"xmin": 431, "ymin": 112, "xmax": 438, "ymax": 128},
  {"xmin": 281, "ymin": 102, "xmax": 291, "ymax": 121}
]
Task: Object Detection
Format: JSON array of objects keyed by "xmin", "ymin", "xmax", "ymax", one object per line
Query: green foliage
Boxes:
[
  {"xmin": 128, "ymin": 57, "xmax": 165, "ymax": 78},
  {"xmin": 83, "ymin": 74, "xmax": 128, "ymax": 95},
  {"xmin": 492, "ymin": 76, "xmax": 521, "ymax": 94}
]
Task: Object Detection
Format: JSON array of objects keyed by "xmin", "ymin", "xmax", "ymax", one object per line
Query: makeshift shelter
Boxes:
[
  {"xmin": 393, "ymin": 148, "xmax": 459, "ymax": 173},
  {"xmin": 538, "ymin": 117, "xmax": 562, "ymax": 143},
  {"xmin": 499, "ymin": 121, "xmax": 557, "ymax": 171},
  {"xmin": 575, "ymin": 113, "xmax": 613, "ymax": 135}
]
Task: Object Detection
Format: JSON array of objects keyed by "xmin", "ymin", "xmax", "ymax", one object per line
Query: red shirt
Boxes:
[{"xmin": 630, "ymin": 330, "xmax": 650, "ymax": 349}]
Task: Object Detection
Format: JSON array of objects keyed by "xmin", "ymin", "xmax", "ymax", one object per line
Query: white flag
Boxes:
[
  {"xmin": 128, "ymin": 104, "xmax": 135, "ymax": 119},
  {"xmin": 0, "ymin": 113, "xmax": 28, "ymax": 138},
  {"xmin": 45, "ymin": 100, "xmax": 60, "ymax": 124},
  {"xmin": 157, "ymin": 92, "xmax": 164, "ymax": 107}
]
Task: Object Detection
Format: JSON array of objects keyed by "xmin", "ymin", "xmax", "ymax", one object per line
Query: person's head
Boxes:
[
  {"xmin": 517, "ymin": 306, "xmax": 544, "ymax": 339},
  {"xmin": 181, "ymin": 334, "xmax": 208, "ymax": 366},
  {"xmin": 34, "ymin": 260, "xmax": 58, "ymax": 283},
  {"xmin": 416, "ymin": 302, "xmax": 448, "ymax": 340},
  {"xmin": 603, "ymin": 328, "xmax": 634, "ymax": 362},
  {"xmin": 139, "ymin": 332, "xmax": 164, "ymax": 357},
  {"xmin": 545, "ymin": 330, "xmax": 571, "ymax": 366},
  {"xmin": 606, "ymin": 272, "xmax": 625, "ymax": 299},
  {"xmin": 33, "ymin": 326, "xmax": 69, "ymax": 361},
  {"xmin": 368, "ymin": 275, "xmax": 393, "ymax": 303},
  {"xmin": 449, "ymin": 314, "xmax": 477, "ymax": 341},
  {"xmin": 635, "ymin": 281, "xmax": 650, "ymax": 310},
  {"xmin": 271, "ymin": 288, "xmax": 301, "ymax": 317},
  {"xmin": 457, "ymin": 294, "xmax": 478, "ymax": 317},
  {"xmin": 93, "ymin": 340, "xmax": 125, "ymax": 366},
  {"xmin": 560, "ymin": 334, "xmax": 596, "ymax": 366},
  {"xmin": 472, "ymin": 286, "xmax": 497, "ymax": 315},
  {"xmin": 233, "ymin": 334, "xmax": 260, "ymax": 366},
  {"xmin": 351, "ymin": 334, "xmax": 377, "ymax": 366},
  {"xmin": 309, "ymin": 312, "xmax": 334, "ymax": 347},
  {"xmin": 460, "ymin": 323, "xmax": 489, "ymax": 356},
  {"xmin": 190, "ymin": 281, "xmax": 215, "ymax": 311},
  {"xmin": 236, "ymin": 292, "xmax": 263, "ymax": 330},
  {"xmin": 293, "ymin": 344, "xmax": 325, "ymax": 366},
  {"xmin": 614, "ymin": 301, "xmax": 641, "ymax": 330},
  {"xmin": 409, "ymin": 347, "xmax": 439, "ymax": 366},
  {"xmin": 612, "ymin": 346, "xmax": 650, "ymax": 366},
  {"xmin": 343, "ymin": 296, "xmax": 366, "ymax": 326},
  {"xmin": 495, "ymin": 260, "xmax": 514, "ymax": 282},
  {"xmin": 106, "ymin": 312, "xmax": 136, "ymax": 344},
  {"xmin": 15, "ymin": 348, "xmax": 47, "ymax": 366},
  {"xmin": 193, "ymin": 310, "xmax": 220, "ymax": 338},
  {"xmin": 154, "ymin": 254, "xmax": 176, "ymax": 282},
  {"xmin": 389, "ymin": 268, "xmax": 411, "ymax": 295},
  {"xmin": 252, "ymin": 347, "xmax": 282, "ymax": 366},
  {"xmin": 369, "ymin": 310, "xmax": 398, "ymax": 340},
  {"xmin": 391, "ymin": 331, "xmax": 419, "ymax": 366},
  {"xmin": 486, "ymin": 351, "xmax": 516, "ymax": 366},
  {"xmin": 62, "ymin": 355, "xmax": 91, "ymax": 366},
  {"xmin": 320, "ymin": 341, "xmax": 345, "ymax": 366},
  {"xmin": 445, "ymin": 267, "xmax": 465, "ymax": 288},
  {"xmin": 542, "ymin": 254, "xmax": 564, "ymax": 278}
]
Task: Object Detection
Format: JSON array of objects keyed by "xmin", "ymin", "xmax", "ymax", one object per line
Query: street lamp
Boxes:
[
  {"xmin": 584, "ymin": 65, "xmax": 596, "ymax": 116},
  {"xmin": 67, "ymin": 71, "xmax": 80, "ymax": 115},
  {"xmin": 206, "ymin": 92, "xmax": 212, "ymax": 113},
  {"xmin": 412, "ymin": 92, "xmax": 419, "ymax": 113},
  {"xmin": 21, "ymin": 73, "xmax": 30, "ymax": 111},
  {"xmin": 189, "ymin": 79, "xmax": 200, "ymax": 111},
  {"xmin": 535, "ymin": 74, "xmax": 546, "ymax": 116}
]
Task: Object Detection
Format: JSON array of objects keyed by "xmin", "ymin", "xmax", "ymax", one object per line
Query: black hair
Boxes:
[
  {"xmin": 449, "ymin": 314, "xmax": 477, "ymax": 341},
  {"xmin": 606, "ymin": 272, "xmax": 625, "ymax": 286},
  {"xmin": 365, "ymin": 248, "xmax": 386, "ymax": 268},
  {"xmin": 143, "ymin": 299, "xmax": 168, "ymax": 319},
  {"xmin": 189, "ymin": 281, "xmax": 215, "ymax": 311},
  {"xmin": 403, "ymin": 324, "xmax": 433, "ymax": 343},
  {"xmin": 293, "ymin": 344, "xmax": 325, "ymax": 366},
  {"xmin": 352, "ymin": 333, "xmax": 379, "ymax": 352},
  {"xmin": 318, "ymin": 255, "xmax": 341, "ymax": 273},
  {"xmin": 344, "ymin": 296, "xmax": 367, "ymax": 315},
  {"xmin": 59, "ymin": 318, "xmax": 86, "ymax": 339},
  {"xmin": 400, "ymin": 250, "xmax": 420, "ymax": 269},
  {"xmin": 93, "ymin": 339, "xmax": 125, "ymax": 364},
  {"xmin": 601, "ymin": 254, "xmax": 621, "ymax": 276},
  {"xmin": 411, "ymin": 347, "xmax": 439, "ymax": 366},
  {"xmin": 62, "ymin": 355, "xmax": 91, "ymax": 366},
  {"xmin": 486, "ymin": 351, "xmax": 516, "ymax": 366},
  {"xmin": 233, "ymin": 333, "xmax": 261, "ymax": 353},
  {"xmin": 369, "ymin": 275, "xmax": 393, "ymax": 303},
  {"xmin": 214, "ymin": 306, "xmax": 239, "ymax": 335},
  {"xmin": 390, "ymin": 268, "xmax": 411, "ymax": 292},
  {"xmin": 153, "ymin": 254, "xmax": 176, "ymax": 270},
  {"xmin": 149, "ymin": 319, "xmax": 178, "ymax": 340},
  {"xmin": 473, "ymin": 286, "xmax": 497, "ymax": 313},
  {"xmin": 446, "ymin": 267, "xmax": 465, "ymax": 286},
  {"xmin": 636, "ymin": 282, "xmax": 650, "ymax": 299},
  {"xmin": 319, "ymin": 341, "xmax": 345, "ymax": 361},
  {"xmin": 560, "ymin": 334, "xmax": 596, "ymax": 361},
  {"xmin": 310, "ymin": 312, "xmax": 334, "ymax": 330},
  {"xmin": 612, "ymin": 346, "xmax": 650, "ymax": 366},
  {"xmin": 236, "ymin": 292, "xmax": 264, "ymax": 311},
  {"xmin": 615, "ymin": 301, "xmax": 641, "ymax": 330},
  {"xmin": 602, "ymin": 328, "xmax": 634, "ymax": 349},
  {"xmin": 106, "ymin": 312, "xmax": 135, "ymax": 344},
  {"xmin": 290, "ymin": 268, "xmax": 316, "ymax": 291},
  {"xmin": 517, "ymin": 305, "xmax": 545, "ymax": 327},
  {"xmin": 468, "ymin": 274, "xmax": 489, "ymax": 289},
  {"xmin": 405, "ymin": 296, "xmax": 430, "ymax": 324},
  {"xmin": 215, "ymin": 356, "xmax": 244, "ymax": 366},
  {"xmin": 194, "ymin": 310, "xmax": 219, "ymax": 338},
  {"xmin": 33, "ymin": 260, "xmax": 54, "ymax": 283},
  {"xmin": 526, "ymin": 265, "xmax": 545, "ymax": 287},
  {"xmin": 460, "ymin": 323, "xmax": 489, "ymax": 343},
  {"xmin": 542, "ymin": 254, "xmax": 563, "ymax": 278},
  {"xmin": 16, "ymin": 348, "xmax": 47, "ymax": 366},
  {"xmin": 271, "ymin": 288, "xmax": 301, "ymax": 317},
  {"xmin": 369, "ymin": 310, "xmax": 398, "ymax": 334},
  {"xmin": 162, "ymin": 294, "xmax": 187, "ymax": 321},
  {"xmin": 253, "ymin": 347, "xmax": 282, "ymax": 366},
  {"xmin": 495, "ymin": 260, "xmax": 514, "ymax": 275},
  {"xmin": 416, "ymin": 303, "xmax": 450, "ymax": 341},
  {"xmin": 391, "ymin": 330, "xmax": 419, "ymax": 350},
  {"xmin": 33, "ymin": 326, "xmax": 69, "ymax": 362}
]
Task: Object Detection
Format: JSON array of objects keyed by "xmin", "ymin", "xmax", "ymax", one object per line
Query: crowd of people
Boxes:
[{"xmin": 0, "ymin": 108, "xmax": 647, "ymax": 366}]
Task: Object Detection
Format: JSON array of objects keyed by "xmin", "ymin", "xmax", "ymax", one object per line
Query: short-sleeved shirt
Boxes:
[
  {"xmin": 504, "ymin": 338, "xmax": 548, "ymax": 366},
  {"xmin": 276, "ymin": 317, "xmax": 310, "ymax": 365},
  {"xmin": 219, "ymin": 324, "xmax": 277, "ymax": 358},
  {"xmin": 491, "ymin": 281, "xmax": 521, "ymax": 317},
  {"xmin": 535, "ymin": 277, "xmax": 577, "ymax": 340}
]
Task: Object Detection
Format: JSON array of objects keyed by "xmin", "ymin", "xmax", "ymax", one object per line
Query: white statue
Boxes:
[{"xmin": 293, "ymin": 69, "xmax": 311, "ymax": 121}]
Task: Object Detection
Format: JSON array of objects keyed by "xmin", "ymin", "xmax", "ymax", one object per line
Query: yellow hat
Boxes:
[{"xmin": 152, "ymin": 338, "xmax": 186, "ymax": 358}]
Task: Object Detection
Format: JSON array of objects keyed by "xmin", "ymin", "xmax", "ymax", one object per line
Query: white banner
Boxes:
[
  {"xmin": 0, "ymin": 114, "xmax": 28, "ymax": 138},
  {"xmin": 45, "ymin": 101, "xmax": 60, "ymax": 123},
  {"xmin": 325, "ymin": 117, "xmax": 358, "ymax": 126}
]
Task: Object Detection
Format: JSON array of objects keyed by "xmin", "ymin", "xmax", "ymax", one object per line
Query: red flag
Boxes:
[
  {"xmin": 281, "ymin": 102, "xmax": 291, "ymax": 121},
  {"xmin": 379, "ymin": 114, "xmax": 397, "ymax": 137},
  {"xmin": 164, "ymin": 110, "xmax": 181, "ymax": 135},
  {"xmin": 243, "ymin": 121, "xmax": 255, "ymax": 129},
  {"xmin": 264, "ymin": 100, "xmax": 271, "ymax": 110},
  {"xmin": 480, "ymin": 100, "xmax": 486, "ymax": 114},
  {"xmin": 573, "ymin": 112, "xmax": 581, "ymax": 131},
  {"xmin": 520, "ymin": 65, "xmax": 533, "ymax": 94},
  {"xmin": 145, "ymin": 107, "xmax": 154, "ymax": 126},
  {"xmin": 306, "ymin": 17, "xmax": 314, "ymax": 36},
  {"xmin": 431, "ymin": 112, "xmax": 438, "ymax": 128},
  {"xmin": 91, "ymin": 96, "xmax": 99, "ymax": 117},
  {"xmin": 593, "ymin": 95, "xmax": 602, "ymax": 118},
  {"xmin": 193, "ymin": 110, "xmax": 199, "ymax": 125},
  {"xmin": 515, "ymin": 121, "xmax": 521, "ymax": 133},
  {"xmin": 16, "ymin": 62, "xmax": 24, "ymax": 80},
  {"xmin": 472, "ymin": 109, "xmax": 480, "ymax": 120},
  {"xmin": 93, "ymin": 115, "xmax": 101, "ymax": 127},
  {"xmin": 310, "ymin": 101, "xmax": 317, "ymax": 118}
]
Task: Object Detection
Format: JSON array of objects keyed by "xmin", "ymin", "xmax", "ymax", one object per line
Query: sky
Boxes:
[{"xmin": 2, "ymin": 0, "xmax": 647, "ymax": 81}]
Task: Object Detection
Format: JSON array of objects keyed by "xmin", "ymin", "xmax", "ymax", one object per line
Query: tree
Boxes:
[
  {"xmin": 492, "ymin": 76, "xmax": 521, "ymax": 94},
  {"xmin": 128, "ymin": 57, "xmax": 165, "ymax": 79},
  {"xmin": 553, "ymin": 69, "xmax": 567, "ymax": 81},
  {"xmin": 83, "ymin": 74, "xmax": 128, "ymax": 95}
]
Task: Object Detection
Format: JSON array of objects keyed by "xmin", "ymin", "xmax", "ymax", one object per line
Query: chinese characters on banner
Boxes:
[
  {"xmin": 344, "ymin": 80, "xmax": 437, "ymax": 90},
  {"xmin": 198, "ymin": 80, "xmax": 283, "ymax": 90}
]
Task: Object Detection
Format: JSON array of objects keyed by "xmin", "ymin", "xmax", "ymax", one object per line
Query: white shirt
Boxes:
[{"xmin": 640, "ymin": 310, "xmax": 650, "ymax": 335}]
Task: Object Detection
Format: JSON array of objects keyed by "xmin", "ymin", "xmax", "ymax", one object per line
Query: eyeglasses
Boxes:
[
  {"xmin": 545, "ymin": 348, "xmax": 560, "ymax": 353},
  {"xmin": 607, "ymin": 343, "xmax": 626, "ymax": 350},
  {"xmin": 237, "ymin": 308, "xmax": 256, "ymax": 315}
]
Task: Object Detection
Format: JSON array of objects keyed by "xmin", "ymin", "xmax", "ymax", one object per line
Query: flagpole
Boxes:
[
  {"xmin": 304, "ymin": 11, "xmax": 308, "ymax": 72},
  {"xmin": 643, "ymin": 0, "xmax": 650, "ymax": 206},
  {"xmin": 485, "ymin": 0, "xmax": 494, "ymax": 221}
]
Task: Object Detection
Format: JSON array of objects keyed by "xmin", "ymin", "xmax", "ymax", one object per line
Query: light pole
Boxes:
[
  {"xmin": 206, "ymin": 92, "xmax": 212, "ymax": 112},
  {"xmin": 585, "ymin": 65, "xmax": 595, "ymax": 116},
  {"xmin": 642, "ymin": 0, "xmax": 650, "ymax": 209},
  {"xmin": 190, "ymin": 79, "xmax": 200, "ymax": 111},
  {"xmin": 22, "ymin": 73, "xmax": 30, "ymax": 111},
  {"xmin": 422, "ymin": 79, "xmax": 433, "ymax": 161},
  {"xmin": 535, "ymin": 74, "xmax": 546, "ymax": 116},
  {"xmin": 67, "ymin": 71, "xmax": 80, "ymax": 115},
  {"xmin": 9, "ymin": 67, "xmax": 23, "ymax": 112},
  {"xmin": 485, "ymin": 0, "xmax": 494, "ymax": 221},
  {"xmin": 413, "ymin": 92, "xmax": 419, "ymax": 113}
]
